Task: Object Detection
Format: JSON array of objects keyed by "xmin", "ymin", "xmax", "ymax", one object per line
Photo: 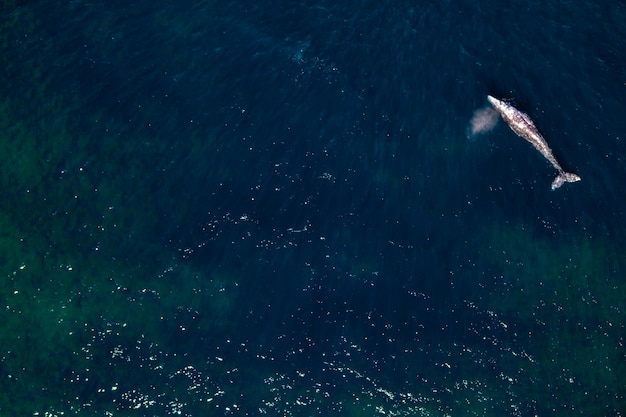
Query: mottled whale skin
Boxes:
[{"xmin": 487, "ymin": 95, "xmax": 581, "ymax": 190}]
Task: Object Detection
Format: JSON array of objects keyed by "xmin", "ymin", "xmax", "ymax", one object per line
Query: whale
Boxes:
[{"xmin": 487, "ymin": 95, "xmax": 581, "ymax": 190}]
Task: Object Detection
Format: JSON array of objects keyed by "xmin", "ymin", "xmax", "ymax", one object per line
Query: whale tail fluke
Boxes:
[{"xmin": 551, "ymin": 171, "xmax": 581, "ymax": 190}]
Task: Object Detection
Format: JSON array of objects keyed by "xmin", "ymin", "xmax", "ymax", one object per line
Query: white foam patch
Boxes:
[{"xmin": 467, "ymin": 106, "xmax": 499, "ymax": 141}]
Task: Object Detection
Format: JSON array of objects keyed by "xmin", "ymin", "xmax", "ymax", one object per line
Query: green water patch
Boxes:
[
  {"xmin": 0, "ymin": 108, "xmax": 239, "ymax": 414},
  {"xmin": 464, "ymin": 222, "xmax": 626, "ymax": 415},
  {"xmin": 0, "ymin": 110, "xmax": 239, "ymax": 417},
  {"xmin": 478, "ymin": 223, "xmax": 625, "ymax": 329},
  {"xmin": 0, "ymin": 7, "xmax": 237, "ymax": 415}
]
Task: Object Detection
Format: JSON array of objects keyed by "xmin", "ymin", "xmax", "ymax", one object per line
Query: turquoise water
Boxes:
[{"xmin": 1, "ymin": 1, "xmax": 625, "ymax": 415}]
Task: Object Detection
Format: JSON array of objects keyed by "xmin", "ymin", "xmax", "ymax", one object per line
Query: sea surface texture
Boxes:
[{"xmin": 2, "ymin": 0, "xmax": 625, "ymax": 415}]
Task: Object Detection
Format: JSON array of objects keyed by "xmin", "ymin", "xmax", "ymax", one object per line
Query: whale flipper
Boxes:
[{"xmin": 551, "ymin": 171, "xmax": 581, "ymax": 190}]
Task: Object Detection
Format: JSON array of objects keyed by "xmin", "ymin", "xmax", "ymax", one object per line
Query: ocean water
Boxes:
[{"xmin": 1, "ymin": 0, "xmax": 625, "ymax": 416}]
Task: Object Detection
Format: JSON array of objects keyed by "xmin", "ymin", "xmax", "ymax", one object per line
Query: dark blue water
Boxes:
[{"xmin": 2, "ymin": 1, "xmax": 625, "ymax": 415}]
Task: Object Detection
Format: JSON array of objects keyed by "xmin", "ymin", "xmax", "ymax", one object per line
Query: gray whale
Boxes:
[{"xmin": 487, "ymin": 95, "xmax": 581, "ymax": 190}]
